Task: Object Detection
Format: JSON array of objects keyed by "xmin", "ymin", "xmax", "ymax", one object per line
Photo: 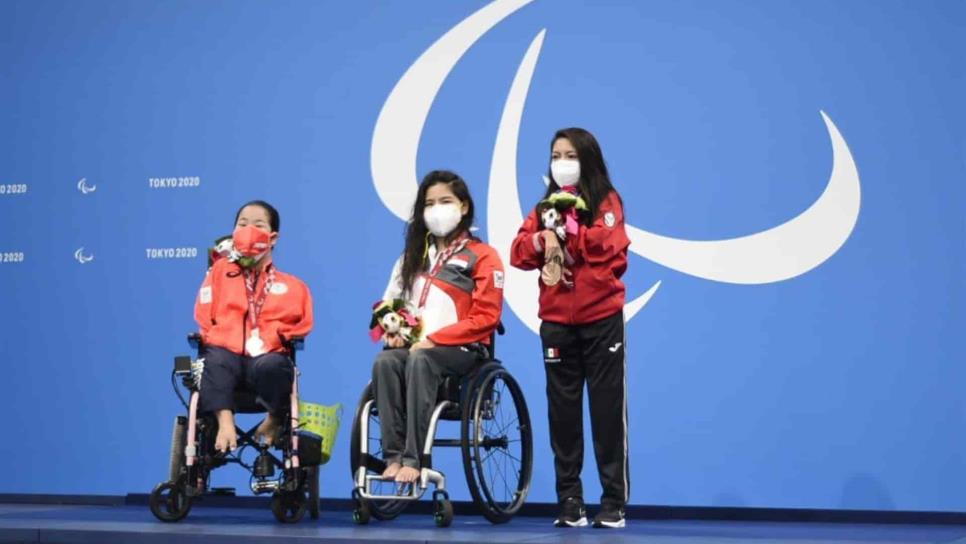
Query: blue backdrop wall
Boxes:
[{"xmin": 1, "ymin": 0, "xmax": 964, "ymax": 511}]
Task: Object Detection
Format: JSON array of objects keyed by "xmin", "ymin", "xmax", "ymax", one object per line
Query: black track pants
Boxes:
[{"xmin": 541, "ymin": 310, "xmax": 628, "ymax": 507}]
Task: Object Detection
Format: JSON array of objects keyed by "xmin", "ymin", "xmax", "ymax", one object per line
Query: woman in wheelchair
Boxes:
[
  {"xmin": 371, "ymin": 170, "xmax": 504, "ymax": 484},
  {"xmin": 194, "ymin": 200, "xmax": 313, "ymax": 453}
]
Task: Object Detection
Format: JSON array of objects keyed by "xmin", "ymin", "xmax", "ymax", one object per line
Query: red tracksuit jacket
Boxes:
[
  {"xmin": 194, "ymin": 258, "xmax": 314, "ymax": 355},
  {"xmin": 384, "ymin": 239, "xmax": 504, "ymax": 346},
  {"xmin": 510, "ymin": 190, "xmax": 629, "ymax": 325}
]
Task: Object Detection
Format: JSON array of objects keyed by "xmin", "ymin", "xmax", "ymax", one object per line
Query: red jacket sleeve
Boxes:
[
  {"xmin": 572, "ymin": 192, "xmax": 630, "ymax": 273},
  {"xmin": 429, "ymin": 247, "xmax": 504, "ymax": 346},
  {"xmin": 510, "ymin": 209, "xmax": 545, "ymax": 271}
]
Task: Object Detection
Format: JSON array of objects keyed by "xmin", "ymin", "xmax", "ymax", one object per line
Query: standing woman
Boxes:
[{"xmin": 510, "ymin": 128, "xmax": 630, "ymax": 529}]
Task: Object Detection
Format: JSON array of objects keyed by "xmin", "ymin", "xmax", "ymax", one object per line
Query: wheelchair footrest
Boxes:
[
  {"xmin": 358, "ymin": 468, "xmax": 446, "ymax": 501},
  {"xmin": 362, "ymin": 474, "xmax": 421, "ymax": 500}
]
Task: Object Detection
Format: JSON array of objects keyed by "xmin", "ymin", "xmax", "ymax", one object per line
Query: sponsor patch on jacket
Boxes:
[
  {"xmin": 604, "ymin": 211, "xmax": 616, "ymax": 227},
  {"xmin": 493, "ymin": 270, "xmax": 505, "ymax": 289},
  {"xmin": 199, "ymin": 286, "xmax": 212, "ymax": 304},
  {"xmin": 270, "ymin": 282, "xmax": 289, "ymax": 295}
]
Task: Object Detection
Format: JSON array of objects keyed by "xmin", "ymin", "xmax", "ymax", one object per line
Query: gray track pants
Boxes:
[{"xmin": 371, "ymin": 346, "xmax": 481, "ymax": 468}]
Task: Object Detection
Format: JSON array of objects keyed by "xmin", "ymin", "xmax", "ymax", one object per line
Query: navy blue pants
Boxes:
[{"xmin": 199, "ymin": 346, "xmax": 294, "ymax": 416}]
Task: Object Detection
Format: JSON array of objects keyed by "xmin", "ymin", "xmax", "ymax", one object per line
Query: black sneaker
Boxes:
[
  {"xmin": 592, "ymin": 502, "xmax": 625, "ymax": 528},
  {"xmin": 553, "ymin": 496, "xmax": 588, "ymax": 527}
]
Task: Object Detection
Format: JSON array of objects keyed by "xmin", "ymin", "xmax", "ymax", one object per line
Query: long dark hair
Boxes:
[
  {"xmin": 540, "ymin": 127, "xmax": 621, "ymax": 224},
  {"xmin": 234, "ymin": 200, "xmax": 280, "ymax": 232},
  {"xmin": 400, "ymin": 170, "xmax": 476, "ymax": 295}
]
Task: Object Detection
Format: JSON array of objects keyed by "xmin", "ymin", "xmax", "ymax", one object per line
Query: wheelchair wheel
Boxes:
[
  {"xmin": 433, "ymin": 491, "xmax": 454, "ymax": 528},
  {"xmin": 349, "ymin": 383, "xmax": 409, "ymax": 521},
  {"xmin": 271, "ymin": 489, "xmax": 307, "ymax": 523},
  {"xmin": 461, "ymin": 363, "xmax": 533, "ymax": 524},
  {"xmin": 149, "ymin": 481, "xmax": 192, "ymax": 522},
  {"xmin": 352, "ymin": 489, "xmax": 371, "ymax": 525}
]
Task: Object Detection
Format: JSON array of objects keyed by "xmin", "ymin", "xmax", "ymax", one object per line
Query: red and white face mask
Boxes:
[{"xmin": 232, "ymin": 225, "xmax": 272, "ymax": 266}]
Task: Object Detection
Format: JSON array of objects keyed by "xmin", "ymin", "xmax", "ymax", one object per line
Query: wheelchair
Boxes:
[
  {"xmin": 149, "ymin": 334, "xmax": 321, "ymax": 524},
  {"xmin": 349, "ymin": 325, "xmax": 533, "ymax": 527}
]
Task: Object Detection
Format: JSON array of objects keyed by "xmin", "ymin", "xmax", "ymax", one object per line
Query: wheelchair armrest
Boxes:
[
  {"xmin": 281, "ymin": 335, "xmax": 305, "ymax": 352},
  {"xmin": 187, "ymin": 333, "xmax": 202, "ymax": 349}
]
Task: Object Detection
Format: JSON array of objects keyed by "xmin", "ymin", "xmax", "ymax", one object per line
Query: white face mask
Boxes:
[
  {"xmin": 423, "ymin": 203, "xmax": 463, "ymax": 237},
  {"xmin": 551, "ymin": 159, "xmax": 581, "ymax": 187}
]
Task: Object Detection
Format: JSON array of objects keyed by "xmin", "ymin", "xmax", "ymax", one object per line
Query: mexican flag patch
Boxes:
[{"xmin": 545, "ymin": 347, "xmax": 559, "ymax": 358}]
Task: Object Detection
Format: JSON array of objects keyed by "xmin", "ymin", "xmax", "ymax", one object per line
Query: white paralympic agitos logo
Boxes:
[
  {"xmin": 77, "ymin": 177, "xmax": 97, "ymax": 195},
  {"xmin": 371, "ymin": 0, "xmax": 862, "ymax": 333},
  {"xmin": 74, "ymin": 247, "xmax": 94, "ymax": 264}
]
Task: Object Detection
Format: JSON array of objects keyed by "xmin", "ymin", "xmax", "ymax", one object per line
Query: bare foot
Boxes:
[
  {"xmin": 255, "ymin": 414, "xmax": 280, "ymax": 446},
  {"xmin": 382, "ymin": 462, "xmax": 402, "ymax": 479},
  {"xmin": 394, "ymin": 466, "xmax": 420, "ymax": 484},
  {"xmin": 215, "ymin": 410, "xmax": 237, "ymax": 453}
]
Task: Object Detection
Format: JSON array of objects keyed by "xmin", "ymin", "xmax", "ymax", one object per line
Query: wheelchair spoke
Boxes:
[
  {"xmin": 478, "ymin": 439, "xmax": 523, "ymax": 466},
  {"xmin": 478, "ymin": 442, "xmax": 521, "ymax": 504},
  {"xmin": 489, "ymin": 383, "xmax": 519, "ymax": 436},
  {"xmin": 496, "ymin": 449, "xmax": 524, "ymax": 466},
  {"xmin": 367, "ymin": 412, "xmax": 385, "ymax": 460},
  {"xmin": 480, "ymin": 418, "xmax": 519, "ymax": 450},
  {"xmin": 487, "ymin": 452, "xmax": 497, "ymax": 499},
  {"xmin": 492, "ymin": 450, "xmax": 513, "ymax": 503},
  {"xmin": 484, "ymin": 415, "xmax": 519, "ymax": 440}
]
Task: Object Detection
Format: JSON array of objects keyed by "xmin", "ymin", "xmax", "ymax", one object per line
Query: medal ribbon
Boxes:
[{"xmin": 244, "ymin": 265, "xmax": 276, "ymax": 329}]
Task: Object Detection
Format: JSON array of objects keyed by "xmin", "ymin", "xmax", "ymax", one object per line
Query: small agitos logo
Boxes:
[
  {"xmin": 76, "ymin": 178, "xmax": 97, "ymax": 195},
  {"xmin": 74, "ymin": 247, "xmax": 94, "ymax": 264}
]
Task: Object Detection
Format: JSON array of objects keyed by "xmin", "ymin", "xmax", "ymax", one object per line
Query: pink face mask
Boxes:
[{"xmin": 232, "ymin": 225, "xmax": 272, "ymax": 264}]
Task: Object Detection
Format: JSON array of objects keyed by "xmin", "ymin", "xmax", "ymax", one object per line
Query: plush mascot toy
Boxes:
[
  {"xmin": 538, "ymin": 202, "xmax": 566, "ymax": 241},
  {"xmin": 207, "ymin": 234, "xmax": 261, "ymax": 269},
  {"xmin": 369, "ymin": 299, "xmax": 422, "ymax": 347},
  {"xmin": 208, "ymin": 235, "xmax": 235, "ymax": 267},
  {"xmin": 537, "ymin": 190, "xmax": 589, "ymax": 241}
]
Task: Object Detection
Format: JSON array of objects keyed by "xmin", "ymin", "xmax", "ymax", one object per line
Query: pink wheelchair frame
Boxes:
[{"xmin": 149, "ymin": 333, "xmax": 320, "ymax": 523}]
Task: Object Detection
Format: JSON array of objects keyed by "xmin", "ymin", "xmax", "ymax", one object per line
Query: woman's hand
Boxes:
[
  {"xmin": 410, "ymin": 338, "xmax": 436, "ymax": 352},
  {"xmin": 384, "ymin": 333, "xmax": 406, "ymax": 349},
  {"xmin": 541, "ymin": 230, "xmax": 562, "ymax": 257},
  {"xmin": 540, "ymin": 229, "xmax": 574, "ymax": 287}
]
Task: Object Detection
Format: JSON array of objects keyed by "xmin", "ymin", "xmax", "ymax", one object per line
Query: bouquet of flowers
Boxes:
[{"xmin": 369, "ymin": 299, "xmax": 421, "ymax": 347}]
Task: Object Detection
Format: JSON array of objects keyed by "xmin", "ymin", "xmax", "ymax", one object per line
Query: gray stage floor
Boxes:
[{"xmin": 2, "ymin": 503, "xmax": 966, "ymax": 543}]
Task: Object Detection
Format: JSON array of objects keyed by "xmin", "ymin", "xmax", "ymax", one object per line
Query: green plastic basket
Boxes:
[{"xmin": 298, "ymin": 401, "xmax": 342, "ymax": 464}]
